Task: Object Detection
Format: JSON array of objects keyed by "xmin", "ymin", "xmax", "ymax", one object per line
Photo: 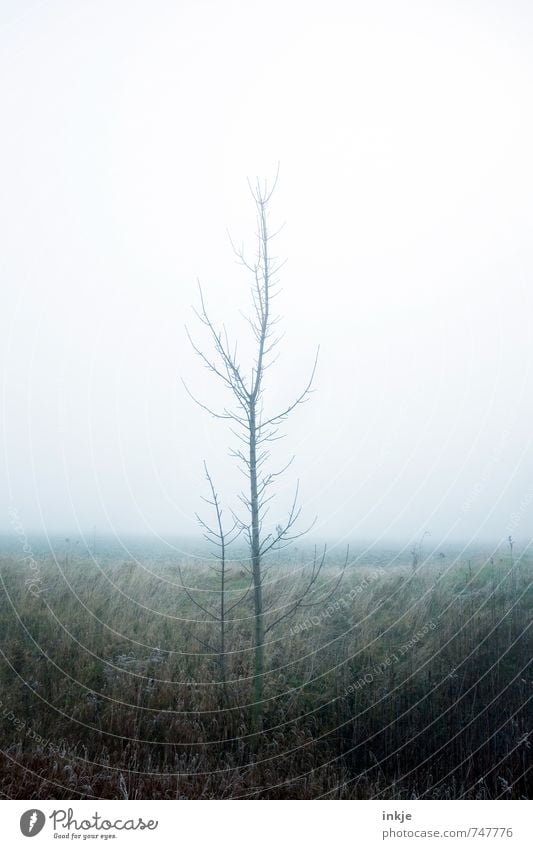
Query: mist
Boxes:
[{"xmin": 2, "ymin": 0, "xmax": 533, "ymax": 550}]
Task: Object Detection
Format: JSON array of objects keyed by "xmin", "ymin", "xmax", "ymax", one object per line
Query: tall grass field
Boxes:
[{"xmin": 0, "ymin": 541, "xmax": 530, "ymax": 799}]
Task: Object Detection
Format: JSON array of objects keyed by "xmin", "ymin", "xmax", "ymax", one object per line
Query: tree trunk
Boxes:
[
  {"xmin": 220, "ymin": 544, "xmax": 228, "ymax": 704},
  {"xmin": 249, "ymin": 409, "xmax": 265, "ymax": 729}
]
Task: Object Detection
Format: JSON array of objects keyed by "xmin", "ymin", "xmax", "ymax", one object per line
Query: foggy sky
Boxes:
[{"xmin": 2, "ymin": 0, "xmax": 533, "ymax": 550}]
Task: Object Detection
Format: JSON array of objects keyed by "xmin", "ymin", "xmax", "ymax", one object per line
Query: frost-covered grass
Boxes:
[{"xmin": 0, "ymin": 547, "xmax": 530, "ymax": 799}]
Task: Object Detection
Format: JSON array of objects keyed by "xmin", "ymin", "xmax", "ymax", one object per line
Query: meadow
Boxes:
[{"xmin": 0, "ymin": 542, "xmax": 531, "ymax": 799}]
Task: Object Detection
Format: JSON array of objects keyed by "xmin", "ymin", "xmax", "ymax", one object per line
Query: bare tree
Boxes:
[
  {"xmin": 177, "ymin": 463, "xmax": 247, "ymax": 702},
  {"xmin": 184, "ymin": 173, "xmax": 344, "ymax": 728}
]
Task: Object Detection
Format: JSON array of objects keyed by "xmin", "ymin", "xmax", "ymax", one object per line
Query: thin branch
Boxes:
[
  {"xmin": 264, "ymin": 544, "xmax": 346, "ymax": 634},
  {"xmin": 177, "ymin": 561, "xmax": 219, "ymax": 621}
]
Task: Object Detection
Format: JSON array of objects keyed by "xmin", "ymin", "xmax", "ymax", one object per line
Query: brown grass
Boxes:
[{"xmin": 0, "ymin": 549, "xmax": 530, "ymax": 799}]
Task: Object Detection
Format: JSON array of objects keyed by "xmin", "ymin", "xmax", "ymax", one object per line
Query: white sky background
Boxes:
[{"xmin": 1, "ymin": 0, "xmax": 533, "ymax": 549}]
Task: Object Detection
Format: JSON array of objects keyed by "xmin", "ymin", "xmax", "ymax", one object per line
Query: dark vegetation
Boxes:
[{"xmin": 0, "ymin": 547, "xmax": 530, "ymax": 799}]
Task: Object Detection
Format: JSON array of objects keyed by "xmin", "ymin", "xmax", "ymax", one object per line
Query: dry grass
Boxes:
[{"xmin": 0, "ymin": 548, "xmax": 531, "ymax": 799}]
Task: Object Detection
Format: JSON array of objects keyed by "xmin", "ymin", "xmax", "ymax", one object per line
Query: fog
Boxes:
[{"xmin": 2, "ymin": 0, "xmax": 533, "ymax": 551}]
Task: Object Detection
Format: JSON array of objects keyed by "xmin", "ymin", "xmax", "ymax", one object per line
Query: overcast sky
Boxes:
[{"xmin": 1, "ymin": 0, "xmax": 533, "ymax": 551}]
